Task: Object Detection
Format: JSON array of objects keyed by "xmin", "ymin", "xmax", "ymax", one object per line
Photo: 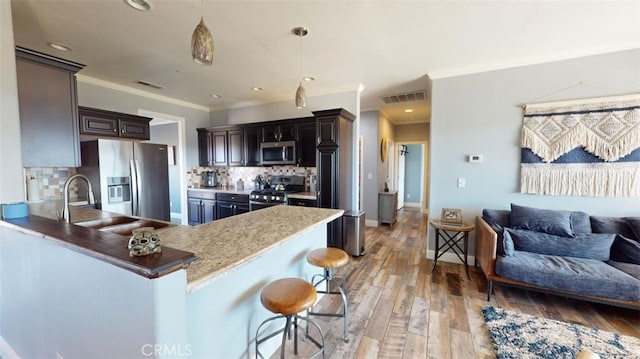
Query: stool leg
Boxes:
[
  {"xmin": 297, "ymin": 315, "xmax": 325, "ymax": 359},
  {"xmin": 309, "ymin": 267, "xmax": 349, "ymax": 343},
  {"xmin": 280, "ymin": 316, "xmax": 291, "ymax": 359}
]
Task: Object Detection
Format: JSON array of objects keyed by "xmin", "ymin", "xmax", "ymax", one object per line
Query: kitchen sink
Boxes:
[
  {"xmin": 74, "ymin": 216, "xmax": 174, "ymax": 236},
  {"xmin": 74, "ymin": 216, "xmax": 138, "ymax": 229}
]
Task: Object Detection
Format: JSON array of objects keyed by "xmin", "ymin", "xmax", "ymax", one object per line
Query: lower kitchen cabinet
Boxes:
[
  {"xmin": 216, "ymin": 193, "xmax": 249, "ymax": 220},
  {"xmin": 187, "ymin": 190, "xmax": 217, "ymax": 225}
]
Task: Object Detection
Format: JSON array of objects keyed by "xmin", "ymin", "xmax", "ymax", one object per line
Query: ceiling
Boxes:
[{"xmin": 10, "ymin": 1, "xmax": 640, "ymax": 125}]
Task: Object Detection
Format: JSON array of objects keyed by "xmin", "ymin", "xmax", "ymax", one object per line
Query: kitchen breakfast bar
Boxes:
[{"xmin": 0, "ymin": 204, "xmax": 343, "ymax": 358}]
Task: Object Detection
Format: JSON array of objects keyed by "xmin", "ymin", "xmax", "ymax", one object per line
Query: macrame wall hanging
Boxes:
[{"xmin": 520, "ymin": 94, "xmax": 640, "ymax": 197}]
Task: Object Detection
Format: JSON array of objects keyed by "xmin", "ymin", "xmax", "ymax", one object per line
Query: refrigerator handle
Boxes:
[{"xmin": 130, "ymin": 159, "xmax": 140, "ymax": 216}]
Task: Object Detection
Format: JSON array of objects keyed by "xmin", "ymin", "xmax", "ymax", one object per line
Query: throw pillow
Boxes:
[
  {"xmin": 623, "ymin": 217, "xmax": 640, "ymax": 241},
  {"xmin": 571, "ymin": 211, "xmax": 592, "ymax": 234},
  {"xmin": 591, "ymin": 216, "xmax": 636, "ymax": 239},
  {"xmin": 609, "ymin": 234, "xmax": 640, "ymax": 265},
  {"xmin": 510, "ymin": 203, "xmax": 574, "ymax": 237},
  {"xmin": 503, "ymin": 228, "xmax": 615, "ymax": 261},
  {"xmin": 483, "ymin": 209, "xmax": 510, "ymax": 256}
]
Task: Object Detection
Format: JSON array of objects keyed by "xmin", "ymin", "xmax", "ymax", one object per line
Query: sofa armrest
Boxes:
[{"xmin": 475, "ymin": 216, "xmax": 497, "ymax": 278}]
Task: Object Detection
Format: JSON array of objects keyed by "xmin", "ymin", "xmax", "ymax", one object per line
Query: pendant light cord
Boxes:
[{"xmin": 299, "ymin": 31, "xmax": 302, "ymax": 83}]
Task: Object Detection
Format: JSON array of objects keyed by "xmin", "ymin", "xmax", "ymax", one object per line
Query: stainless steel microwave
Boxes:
[{"xmin": 260, "ymin": 141, "xmax": 296, "ymax": 165}]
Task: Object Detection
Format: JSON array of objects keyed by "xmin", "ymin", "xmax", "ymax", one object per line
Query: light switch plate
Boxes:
[{"xmin": 457, "ymin": 178, "xmax": 466, "ymax": 188}]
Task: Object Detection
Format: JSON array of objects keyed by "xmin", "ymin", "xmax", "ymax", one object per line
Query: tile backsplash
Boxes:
[
  {"xmin": 187, "ymin": 166, "xmax": 316, "ymax": 190},
  {"xmin": 24, "ymin": 167, "xmax": 78, "ymax": 201}
]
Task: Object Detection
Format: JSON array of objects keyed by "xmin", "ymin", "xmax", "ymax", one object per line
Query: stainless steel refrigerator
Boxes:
[{"xmin": 78, "ymin": 139, "xmax": 170, "ymax": 221}]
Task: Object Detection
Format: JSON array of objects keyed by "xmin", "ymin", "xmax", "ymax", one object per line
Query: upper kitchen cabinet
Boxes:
[
  {"xmin": 262, "ymin": 123, "xmax": 296, "ymax": 142},
  {"xmin": 78, "ymin": 106, "xmax": 151, "ymax": 140},
  {"xmin": 297, "ymin": 119, "xmax": 317, "ymax": 167},
  {"xmin": 197, "ymin": 127, "xmax": 243, "ymax": 167},
  {"xmin": 15, "ymin": 47, "xmax": 85, "ymax": 167},
  {"xmin": 244, "ymin": 125, "xmax": 261, "ymax": 166}
]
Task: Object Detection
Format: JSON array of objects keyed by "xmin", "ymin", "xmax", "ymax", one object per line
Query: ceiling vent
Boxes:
[
  {"xmin": 135, "ymin": 80, "xmax": 163, "ymax": 90},
  {"xmin": 382, "ymin": 90, "xmax": 426, "ymax": 104}
]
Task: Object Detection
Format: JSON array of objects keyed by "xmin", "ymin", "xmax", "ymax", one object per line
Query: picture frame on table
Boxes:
[{"xmin": 441, "ymin": 208, "xmax": 462, "ymax": 224}]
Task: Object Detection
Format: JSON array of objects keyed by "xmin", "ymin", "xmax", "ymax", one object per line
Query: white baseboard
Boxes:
[
  {"xmin": 365, "ymin": 219, "xmax": 379, "ymax": 227},
  {"xmin": 170, "ymin": 212, "xmax": 182, "ymax": 219},
  {"xmin": 0, "ymin": 335, "xmax": 20, "ymax": 359},
  {"xmin": 403, "ymin": 202, "xmax": 421, "ymax": 208},
  {"xmin": 426, "ymin": 249, "xmax": 475, "ymax": 267}
]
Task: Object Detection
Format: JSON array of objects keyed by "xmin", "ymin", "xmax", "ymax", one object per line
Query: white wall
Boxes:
[
  {"xmin": 209, "ymin": 90, "xmax": 359, "ymax": 126},
  {"xmin": 77, "ymin": 80, "xmax": 210, "ymax": 167},
  {"xmin": 429, "ymin": 49, "xmax": 640, "ymax": 256},
  {"xmin": 0, "ymin": 225, "xmax": 187, "ymax": 358},
  {"xmin": 0, "ymin": 0, "xmax": 24, "ymax": 204}
]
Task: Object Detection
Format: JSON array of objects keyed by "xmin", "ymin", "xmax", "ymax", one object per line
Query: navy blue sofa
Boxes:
[{"xmin": 475, "ymin": 204, "xmax": 640, "ymax": 309}]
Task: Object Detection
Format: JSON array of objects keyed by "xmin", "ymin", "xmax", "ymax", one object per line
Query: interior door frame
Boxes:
[{"xmin": 396, "ymin": 141, "xmax": 428, "ymax": 212}]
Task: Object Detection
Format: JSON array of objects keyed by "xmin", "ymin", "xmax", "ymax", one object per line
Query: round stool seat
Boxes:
[
  {"xmin": 307, "ymin": 248, "xmax": 349, "ymax": 268},
  {"xmin": 260, "ymin": 278, "xmax": 317, "ymax": 315}
]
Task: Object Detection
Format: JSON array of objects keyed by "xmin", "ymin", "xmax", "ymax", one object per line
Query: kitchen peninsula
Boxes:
[{"xmin": 1, "ymin": 202, "xmax": 343, "ymax": 358}]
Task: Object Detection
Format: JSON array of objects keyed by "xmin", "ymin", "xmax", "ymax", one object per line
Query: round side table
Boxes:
[{"xmin": 429, "ymin": 219, "xmax": 475, "ymax": 278}]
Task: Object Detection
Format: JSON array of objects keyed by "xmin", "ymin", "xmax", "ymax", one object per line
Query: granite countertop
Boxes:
[
  {"xmin": 287, "ymin": 192, "xmax": 317, "ymax": 200},
  {"xmin": 187, "ymin": 186, "xmax": 253, "ymax": 195},
  {"xmin": 155, "ymin": 205, "xmax": 343, "ymax": 292},
  {"xmin": 6, "ymin": 200, "xmax": 342, "ymax": 292}
]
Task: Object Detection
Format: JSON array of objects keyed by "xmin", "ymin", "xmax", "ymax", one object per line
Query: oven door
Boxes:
[{"xmin": 249, "ymin": 201, "xmax": 283, "ymax": 212}]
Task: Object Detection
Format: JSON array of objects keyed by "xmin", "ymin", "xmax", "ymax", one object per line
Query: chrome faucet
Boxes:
[{"xmin": 58, "ymin": 174, "xmax": 96, "ymax": 223}]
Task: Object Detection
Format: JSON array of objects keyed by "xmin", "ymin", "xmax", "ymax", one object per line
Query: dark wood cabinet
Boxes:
[
  {"xmin": 216, "ymin": 193, "xmax": 249, "ymax": 220},
  {"xmin": 15, "ymin": 47, "xmax": 84, "ymax": 168},
  {"xmin": 78, "ymin": 106, "xmax": 151, "ymax": 140},
  {"xmin": 187, "ymin": 190, "xmax": 217, "ymax": 225},
  {"xmin": 197, "ymin": 129, "xmax": 214, "ymax": 166},
  {"xmin": 297, "ymin": 120, "xmax": 317, "ymax": 167},
  {"xmin": 196, "ymin": 117, "xmax": 316, "ymax": 168},
  {"xmin": 244, "ymin": 126, "xmax": 261, "ymax": 166},
  {"xmin": 212, "ymin": 131, "xmax": 228, "ymax": 166},
  {"xmin": 198, "ymin": 128, "xmax": 246, "ymax": 167},
  {"xmin": 313, "ymin": 108, "xmax": 356, "ymax": 248},
  {"xmin": 262, "ymin": 123, "xmax": 296, "ymax": 142},
  {"xmin": 227, "ymin": 129, "xmax": 244, "ymax": 166}
]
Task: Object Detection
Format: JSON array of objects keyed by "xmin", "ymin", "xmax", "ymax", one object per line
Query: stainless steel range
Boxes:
[{"xmin": 249, "ymin": 175, "xmax": 305, "ymax": 211}]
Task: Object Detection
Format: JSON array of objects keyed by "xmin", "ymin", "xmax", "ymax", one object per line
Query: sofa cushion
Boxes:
[
  {"xmin": 503, "ymin": 228, "xmax": 615, "ymax": 261},
  {"xmin": 495, "ymin": 251, "xmax": 640, "ymax": 302},
  {"xmin": 607, "ymin": 260, "xmax": 640, "ymax": 280},
  {"xmin": 591, "ymin": 216, "xmax": 636, "ymax": 240},
  {"xmin": 510, "ymin": 203, "xmax": 574, "ymax": 237},
  {"xmin": 623, "ymin": 217, "xmax": 640, "ymax": 241},
  {"xmin": 609, "ymin": 235, "xmax": 640, "ymax": 265}
]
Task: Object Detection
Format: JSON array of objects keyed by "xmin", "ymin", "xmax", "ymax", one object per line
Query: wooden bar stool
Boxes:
[
  {"xmin": 307, "ymin": 247, "xmax": 350, "ymax": 342},
  {"xmin": 255, "ymin": 278, "xmax": 325, "ymax": 359}
]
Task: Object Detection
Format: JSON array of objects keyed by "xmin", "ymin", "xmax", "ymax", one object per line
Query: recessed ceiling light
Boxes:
[
  {"xmin": 404, "ymin": 109, "xmax": 414, "ymax": 113},
  {"xmin": 303, "ymin": 76, "xmax": 315, "ymax": 82},
  {"xmin": 47, "ymin": 42, "xmax": 72, "ymax": 52},
  {"xmin": 210, "ymin": 94, "xmax": 221, "ymax": 98},
  {"xmin": 124, "ymin": 0, "xmax": 151, "ymax": 11},
  {"xmin": 252, "ymin": 87, "xmax": 263, "ymax": 91}
]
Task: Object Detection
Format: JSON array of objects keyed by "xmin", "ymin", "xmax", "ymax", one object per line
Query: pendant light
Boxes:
[
  {"xmin": 293, "ymin": 26, "xmax": 308, "ymax": 109},
  {"xmin": 191, "ymin": 0, "xmax": 214, "ymax": 65}
]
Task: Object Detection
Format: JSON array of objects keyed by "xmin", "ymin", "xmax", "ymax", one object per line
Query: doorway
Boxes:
[{"xmin": 396, "ymin": 142, "xmax": 427, "ymax": 212}]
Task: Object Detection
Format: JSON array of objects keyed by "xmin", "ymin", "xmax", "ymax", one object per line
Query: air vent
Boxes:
[
  {"xmin": 382, "ymin": 90, "xmax": 426, "ymax": 104},
  {"xmin": 135, "ymin": 80, "xmax": 163, "ymax": 90}
]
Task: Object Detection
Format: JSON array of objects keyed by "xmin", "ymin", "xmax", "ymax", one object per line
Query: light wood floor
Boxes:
[{"xmin": 273, "ymin": 207, "xmax": 640, "ymax": 358}]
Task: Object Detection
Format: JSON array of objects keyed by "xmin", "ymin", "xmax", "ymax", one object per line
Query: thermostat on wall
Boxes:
[{"xmin": 468, "ymin": 154, "xmax": 483, "ymax": 163}]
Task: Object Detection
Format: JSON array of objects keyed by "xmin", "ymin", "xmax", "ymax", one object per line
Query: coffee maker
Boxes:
[{"xmin": 202, "ymin": 171, "xmax": 217, "ymax": 187}]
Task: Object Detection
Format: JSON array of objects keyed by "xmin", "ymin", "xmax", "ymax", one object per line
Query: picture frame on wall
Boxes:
[{"xmin": 441, "ymin": 208, "xmax": 462, "ymax": 224}]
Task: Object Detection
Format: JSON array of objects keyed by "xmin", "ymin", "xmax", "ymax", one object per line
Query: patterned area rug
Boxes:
[{"xmin": 482, "ymin": 305, "xmax": 640, "ymax": 359}]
